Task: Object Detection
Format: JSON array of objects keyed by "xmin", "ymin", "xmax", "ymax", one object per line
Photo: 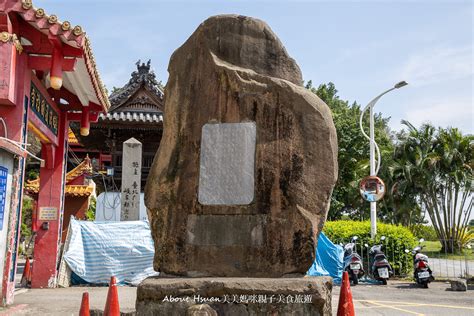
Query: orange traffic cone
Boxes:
[
  {"xmin": 27, "ymin": 259, "xmax": 32, "ymax": 283},
  {"xmin": 337, "ymin": 271, "xmax": 355, "ymax": 316},
  {"xmin": 20, "ymin": 258, "xmax": 31, "ymax": 287},
  {"xmin": 79, "ymin": 292, "xmax": 90, "ymax": 316},
  {"xmin": 104, "ymin": 276, "xmax": 120, "ymax": 316}
]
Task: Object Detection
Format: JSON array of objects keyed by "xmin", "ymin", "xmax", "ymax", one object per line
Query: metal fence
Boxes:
[
  {"xmin": 332, "ymin": 238, "xmax": 473, "ymax": 279},
  {"xmin": 423, "ymin": 239, "xmax": 473, "ymax": 279}
]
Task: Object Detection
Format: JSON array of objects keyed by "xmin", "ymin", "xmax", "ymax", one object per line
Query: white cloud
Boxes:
[
  {"xmin": 398, "ymin": 46, "xmax": 473, "ymax": 87},
  {"xmin": 395, "ymin": 97, "xmax": 473, "ymax": 133}
]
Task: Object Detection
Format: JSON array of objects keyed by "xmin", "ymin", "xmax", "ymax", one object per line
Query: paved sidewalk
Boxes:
[{"xmin": 2, "ymin": 286, "xmax": 137, "ymax": 315}]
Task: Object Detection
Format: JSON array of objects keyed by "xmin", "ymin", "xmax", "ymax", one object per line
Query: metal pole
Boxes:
[
  {"xmin": 369, "ymin": 105, "xmax": 377, "ymax": 239},
  {"xmin": 359, "ymin": 81, "xmax": 407, "ymax": 240}
]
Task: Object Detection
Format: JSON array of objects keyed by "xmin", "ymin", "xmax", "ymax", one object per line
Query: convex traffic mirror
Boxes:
[{"xmin": 360, "ymin": 176, "xmax": 386, "ymax": 202}]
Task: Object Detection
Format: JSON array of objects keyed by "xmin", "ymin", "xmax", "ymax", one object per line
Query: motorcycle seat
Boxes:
[{"xmin": 414, "ymin": 256, "xmax": 428, "ymax": 263}]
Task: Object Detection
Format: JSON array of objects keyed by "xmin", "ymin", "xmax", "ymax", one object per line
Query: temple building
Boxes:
[
  {"xmin": 0, "ymin": 0, "xmax": 108, "ymax": 297},
  {"xmin": 72, "ymin": 60, "xmax": 164, "ymax": 190}
]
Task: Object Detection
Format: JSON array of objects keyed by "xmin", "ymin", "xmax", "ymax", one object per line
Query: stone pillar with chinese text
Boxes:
[{"xmin": 121, "ymin": 137, "xmax": 142, "ymax": 221}]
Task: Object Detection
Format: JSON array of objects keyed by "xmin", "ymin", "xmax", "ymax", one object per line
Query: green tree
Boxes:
[
  {"xmin": 306, "ymin": 81, "xmax": 397, "ymax": 221},
  {"xmin": 21, "ymin": 196, "xmax": 34, "ymax": 238},
  {"xmin": 85, "ymin": 196, "xmax": 96, "ymax": 221},
  {"xmin": 391, "ymin": 121, "xmax": 473, "ymax": 252}
]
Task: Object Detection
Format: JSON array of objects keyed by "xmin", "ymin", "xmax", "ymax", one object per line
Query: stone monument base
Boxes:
[{"xmin": 136, "ymin": 277, "xmax": 332, "ymax": 316}]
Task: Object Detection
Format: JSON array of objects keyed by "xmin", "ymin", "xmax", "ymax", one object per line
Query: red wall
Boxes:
[{"xmin": 62, "ymin": 196, "xmax": 89, "ymax": 243}]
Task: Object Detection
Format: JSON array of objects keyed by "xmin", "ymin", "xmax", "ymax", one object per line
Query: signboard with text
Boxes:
[
  {"xmin": 0, "ymin": 166, "xmax": 8, "ymax": 230},
  {"xmin": 38, "ymin": 207, "xmax": 58, "ymax": 221},
  {"xmin": 29, "ymin": 83, "xmax": 59, "ymax": 136}
]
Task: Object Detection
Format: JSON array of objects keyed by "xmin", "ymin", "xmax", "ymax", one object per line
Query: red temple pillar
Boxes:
[
  {"xmin": 0, "ymin": 33, "xmax": 30, "ymax": 304},
  {"xmin": 30, "ymin": 111, "xmax": 68, "ymax": 288}
]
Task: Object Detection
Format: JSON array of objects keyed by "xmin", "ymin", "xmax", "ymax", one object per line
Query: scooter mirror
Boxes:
[
  {"xmin": 364, "ymin": 243, "xmax": 369, "ymax": 248},
  {"xmin": 419, "ymin": 238, "xmax": 425, "ymax": 243},
  {"xmin": 404, "ymin": 249, "xmax": 410, "ymax": 253},
  {"xmin": 381, "ymin": 236, "xmax": 386, "ymax": 241},
  {"xmin": 353, "ymin": 236, "xmax": 358, "ymax": 241}
]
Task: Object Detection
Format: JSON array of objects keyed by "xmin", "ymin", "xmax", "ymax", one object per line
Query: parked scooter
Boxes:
[
  {"xmin": 405, "ymin": 238, "xmax": 434, "ymax": 288},
  {"xmin": 368, "ymin": 236, "xmax": 393, "ymax": 285},
  {"xmin": 343, "ymin": 236, "xmax": 365, "ymax": 285}
]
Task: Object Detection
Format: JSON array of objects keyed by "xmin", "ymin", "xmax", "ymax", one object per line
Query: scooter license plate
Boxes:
[
  {"xmin": 378, "ymin": 267, "xmax": 389, "ymax": 278},
  {"xmin": 418, "ymin": 271, "xmax": 430, "ymax": 279},
  {"xmin": 350, "ymin": 263, "xmax": 360, "ymax": 270}
]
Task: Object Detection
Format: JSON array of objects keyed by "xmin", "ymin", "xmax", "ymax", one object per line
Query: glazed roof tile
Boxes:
[
  {"xmin": 98, "ymin": 111, "xmax": 163, "ymax": 123},
  {"xmin": 3, "ymin": 0, "xmax": 110, "ymax": 110},
  {"xmin": 68, "ymin": 127, "xmax": 80, "ymax": 145},
  {"xmin": 25, "ymin": 156, "xmax": 94, "ymax": 196}
]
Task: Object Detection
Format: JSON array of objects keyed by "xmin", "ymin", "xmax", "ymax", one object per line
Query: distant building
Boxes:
[
  {"xmin": 25, "ymin": 157, "xmax": 96, "ymax": 243},
  {"xmin": 72, "ymin": 60, "xmax": 164, "ymax": 190}
]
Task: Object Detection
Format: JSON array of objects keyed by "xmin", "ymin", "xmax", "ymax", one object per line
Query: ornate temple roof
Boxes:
[
  {"xmin": 72, "ymin": 60, "xmax": 164, "ymax": 142},
  {"xmin": 107, "ymin": 60, "xmax": 164, "ymax": 116},
  {"xmin": 25, "ymin": 156, "xmax": 95, "ymax": 197},
  {"xmin": 68, "ymin": 127, "xmax": 80, "ymax": 145},
  {"xmin": 2, "ymin": 0, "xmax": 110, "ymax": 110}
]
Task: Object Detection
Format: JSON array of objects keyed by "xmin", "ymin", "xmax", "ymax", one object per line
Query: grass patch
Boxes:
[
  {"xmin": 421, "ymin": 240, "xmax": 474, "ymax": 260},
  {"xmin": 423, "ymin": 241, "xmax": 442, "ymax": 252}
]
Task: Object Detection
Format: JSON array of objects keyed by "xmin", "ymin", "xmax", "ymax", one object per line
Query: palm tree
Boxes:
[
  {"xmin": 391, "ymin": 122, "xmax": 473, "ymax": 253},
  {"xmin": 434, "ymin": 128, "xmax": 473, "ymax": 251}
]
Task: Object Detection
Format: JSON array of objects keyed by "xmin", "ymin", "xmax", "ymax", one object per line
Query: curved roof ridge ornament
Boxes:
[{"xmin": 108, "ymin": 60, "xmax": 164, "ymax": 112}]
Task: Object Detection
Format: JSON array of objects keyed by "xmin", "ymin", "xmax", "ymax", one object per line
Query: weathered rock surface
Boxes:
[
  {"xmin": 145, "ymin": 14, "xmax": 338, "ymax": 277},
  {"xmin": 90, "ymin": 309, "xmax": 136, "ymax": 316},
  {"xmin": 187, "ymin": 304, "xmax": 218, "ymax": 316},
  {"xmin": 136, "ymin": 277, "xmax": 333, "ymax": 316},
  {"xmin": 450, "ymin": 279, "xmax": 467, "ymax": 291}
]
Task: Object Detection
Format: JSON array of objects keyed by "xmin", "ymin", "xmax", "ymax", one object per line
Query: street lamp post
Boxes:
[{"xmin": 360, "ymin": 81, "xmax": 407, "ymax": 239}]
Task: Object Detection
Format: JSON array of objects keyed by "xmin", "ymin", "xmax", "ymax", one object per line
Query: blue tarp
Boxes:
[
  {"xmin": 63, "ymin": 218, "xmax": 159, "ymax": 285},
  {"xmin": 307, "ymin": 232, "xmax": 344, "ymax": 283}
]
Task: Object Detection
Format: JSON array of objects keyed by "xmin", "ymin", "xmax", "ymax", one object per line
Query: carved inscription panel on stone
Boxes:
[{"xmin": 198, "ymin": 122, "xmax": 256, "ymax": 205}]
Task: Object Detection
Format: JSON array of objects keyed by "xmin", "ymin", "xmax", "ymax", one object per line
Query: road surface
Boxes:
[
  {"xmin": 0, "ymin": 279, "xmax": 472, "ymax": 315},
  {"xmin": 333, "ymin": 280, "xmax": 474, "ymax": 316}
]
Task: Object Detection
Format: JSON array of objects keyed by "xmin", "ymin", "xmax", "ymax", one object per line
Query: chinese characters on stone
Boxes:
[{"xmin": 121, "ymin": 137, "xmax": 142, "ymax": 221}]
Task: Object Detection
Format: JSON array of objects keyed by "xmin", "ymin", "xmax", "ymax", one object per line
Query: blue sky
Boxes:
[{"xmin": 36, "ymin": 0, "xmax": 473, "ymax": 133}]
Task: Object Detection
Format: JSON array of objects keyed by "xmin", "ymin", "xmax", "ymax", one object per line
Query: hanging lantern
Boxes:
[{"xmin": 359, "ymin": 176, "xmax": 386, "ymax": 202}]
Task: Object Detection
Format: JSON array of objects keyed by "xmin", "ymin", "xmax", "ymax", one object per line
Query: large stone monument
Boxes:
[{"xmin": 138, "ymin": 15, "xmax": 338, "ymax": 315}]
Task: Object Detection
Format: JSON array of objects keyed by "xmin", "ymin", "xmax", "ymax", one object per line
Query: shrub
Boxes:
[
  {"xmin": 409, "ymin": 224, "xmax": 438, "ymax": 241},
  {"xmin": 323, "ymin": 220, "xmax": 417, "ymax": 275},
  {"xmin": 458, "ymin": 226, "xmax": 474, "ymax": 249}
]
